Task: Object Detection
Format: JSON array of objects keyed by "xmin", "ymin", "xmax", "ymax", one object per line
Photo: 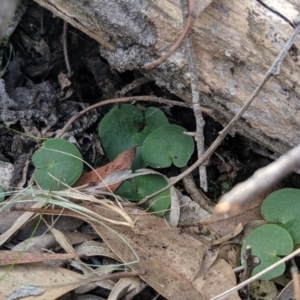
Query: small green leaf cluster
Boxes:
[
  {"xmin": 30, "ymin": 104, "xmax": 195, "ymax": 217},
  {"xmin": 116, "ymin": 174, "xmax": 170, "ymax": 218},
  {"xmin": 98, "ymin": 104, "xmax": 194, "ymax": 171},
  {"xmin": 98, "ymin": 104, "xmax": 195, "ymax": 216},
  {"xmin": 32, "ymin": 139, "xmax": 83, "ymax": 191},
  {"xmin": 241, "ymin": 188, "xmax": 300, "ymax": 280}
]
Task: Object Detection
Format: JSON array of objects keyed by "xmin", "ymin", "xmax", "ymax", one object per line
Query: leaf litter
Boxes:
[
  {"xmin": 0, "ymin": 3, "xmax": 282, "ymax": 298},
  {"xmin": 0, "ymin": 151, "xmax": 245, "ymax": 299}
]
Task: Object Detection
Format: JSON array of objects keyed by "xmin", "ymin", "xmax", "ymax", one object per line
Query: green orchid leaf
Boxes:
[
  {"xmin": 241, "ymin": 224, "xmax": 293, "ymax": 280},
  {"xmin": 98, "ymin": 104, "xmax": 169, "ymax": 171},
  {"xmin": 116, "ymin": 174, "xmax": 170, "ymax": 217},
  {"xmin": 32, "ymin": 139, "xmax": 83, "ymax": 191},
  {"xmin": 262, "ymin": 188, "xmax": 300, "ymax": 244},
  {"xmin": 142, "ymin": 124, "xmax": 194, "ymax": 168}
]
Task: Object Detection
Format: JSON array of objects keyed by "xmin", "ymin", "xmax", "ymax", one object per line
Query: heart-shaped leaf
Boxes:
[
  {"xmin": 241, "ymin": 224, "xmax": 293, "ymax": 280},
  {"xmin": 98, "ymin": 104, "xmax": 169, "ymax": 170},
  {"xmin": 142, "ymin": 124, "xmax": 194, "ymax": 168},
  {"xmin": 116, "ymin": 174, "xmax": 170, "ymax": 217},
  {"xmin": 261, "ymin": 188, "xmax": 300, "ymax": 244},
  {"xmin": 32, "ymin": 139, "xmax": 83, "ymax": 191}
]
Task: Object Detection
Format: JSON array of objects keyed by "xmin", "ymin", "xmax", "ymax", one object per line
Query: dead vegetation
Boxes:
[{"xmin": 1, "ymin": 1, "xmax": 300, "ymax": 300}]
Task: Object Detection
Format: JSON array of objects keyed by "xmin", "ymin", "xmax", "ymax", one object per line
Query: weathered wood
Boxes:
[
  {"xmin": 34, "ymin": 0, "xmax": 300, "ymax": 155},
  {"xmin": 0, "ymin": 0, "xmax": 19, "ymax": 43}
]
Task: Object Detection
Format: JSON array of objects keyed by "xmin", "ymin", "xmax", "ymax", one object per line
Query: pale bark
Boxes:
[
  {"xmin": 0, "ymin": 0, "xmax": 19, "ymax": 43},
  {"xmin": 34, "ymin": 0, "xmax": 300, "ymax": 155}
]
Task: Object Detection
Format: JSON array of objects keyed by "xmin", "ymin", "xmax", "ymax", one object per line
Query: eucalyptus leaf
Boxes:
[
  {"xmin": 116, "ymin": 174, "xmax": 170, "ymax": 217},
  {"xmin": 32, "ymin": 139, "xmax": 83, "ymax": 191},
  {"xmin": 241, "ymin": 224, "xmax": 293, "ymax": 280},
  {"xmin": 98, "ymin": 104, "xmax": 169, "ymax": 170},
  {"xmin": 142, "ymin": 124, "xmax": 194, "ymax": 168},
  {"xmin": 261, "ymin": 188, "xmax": 300, "ymax": 243}
]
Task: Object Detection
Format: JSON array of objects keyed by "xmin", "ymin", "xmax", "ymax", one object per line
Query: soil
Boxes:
[{"xmin": 1, "ymin": 1, "xmax": 300, "ymax": 299}]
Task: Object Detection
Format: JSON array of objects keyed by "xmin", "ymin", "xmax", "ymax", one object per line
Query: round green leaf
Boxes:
[
  {"xmin": 32, "ymin": 139, "xmax": 83, "ymax": 191},
  {"xmin": 142, "ymin": 124, "xmax": 194, "ymax": 168},
  {"xmin": 116, "ymin": 174, "xmax": 170, "ymax": 217},
  {"xmin": 98, "ymin": 104, "xmax": 169, "ymax": 171},
  {"xmin": 262, "ymin": 188, "xmax": 300, "ymax": 243},
  {"xmin": 241, "ymin": 224, "xmax": 293, "ymax": 280}
]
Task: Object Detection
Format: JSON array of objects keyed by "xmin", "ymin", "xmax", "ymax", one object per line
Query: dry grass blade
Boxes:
[{"xmin": 6, "ymin": 186, "xmax": 135, "ymax": 228}]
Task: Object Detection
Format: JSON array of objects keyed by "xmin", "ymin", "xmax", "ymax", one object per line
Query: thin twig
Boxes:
[
  {"xmin": 181, "ymin": 0, "xmax": 207, "ymax": 191},
  {"xmin": 144, "ymin": 0, "xmax": 196, "ymax": 70},
  {"xmin": 181, "ymin": 167, "xmax": 213, "ymax": 213},
  {"xmin": 242, "ymin": 245, "xmax": 260, "ymax": 281},
  {"xmin": 56, "ymin": 96, "xmax": 213, "ymax": 138},
  {"xmin": 63, "ymin": 21, "xmax": 71, "ymax": 77},
  {"xmin": 214, "ymin": 142, "xmax": 300, "ymax": 216},
  {"xmin": 116, "ymin": 77, "xmax": 151, "ymax": 96},
  {"xmin": 137, "ymin": 15, "xmax": 300, "ymax": 206}
]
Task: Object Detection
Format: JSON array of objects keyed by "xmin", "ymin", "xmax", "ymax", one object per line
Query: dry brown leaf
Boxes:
[
  {"xmin": 211, "ymin": 223, "xmax": 244, "ymax": 245},
  {"xmin": 275, "ymin": 275, "xmax": 299, "ymax": 300},
  {"xmin": 46, "ymin": 228, "xmax": 117, "ymax": 293},
  {"xmin": 193, "ymin": 258, "xmax": 240, "ymax": 300},
  {"xmin": 108, "ymin": 277, "xmax": 141, "ymax": 300},
  {"xmin": 0, "ymin": 197, "xmax": 83, "ymax": 242},
  {"xmin": 75, "ymin": 240, "xmax": 119, "ymax": 261},
  {"xmin": 0, "ymin": 201, "xmax": 45, "ymax": 246},
  {"xmin": 75, "ymin": 146, "xmax": 136, "ymax": 192},
  {"xmin": 86, "ymin": 204, "xmax": 239, "ymax": 300},
  {"xmin": 48, "ymin": 226, "xmax": 76, "ymax": 255},
  {"xmin": 209, "ymin": 196, "xmax": 264, "ymax": 236},
  {"xmin": 0, "ymin": 250, "xmax": 78, "ymax": 265},
  {"xmin": 218, "ymin": 244, "xmax": 240, "ymax": 269},
  {"xmin": 74, "ymin": 240, "xmax": 120, "ymax": 294},
  {"xmin": 0, "ymin": 263, "xmax": 81, "ymax": 299},
  {"xmin": 13, "ymin": 232, "xmax": 98, "ymax": 253},
  {"xmin": 193, "ymin": 246, "xmax": 219, "ymax": 281}
]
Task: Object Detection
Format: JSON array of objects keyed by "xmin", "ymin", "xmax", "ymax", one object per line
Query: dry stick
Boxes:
[
  {"xmin": 186, "ymin": 36, "xmax": 207, "ymax": 192},
  {"xmin": 181, "ymin": 0, "xmax": 207, "ymax": 191},
  {"xmin": 182, "ymin": 168, "xmax": 213, "ymax": 213},
  {"xmin": 242, "ymin": 245, "xmax": 260, "ymax": 282},
  {"xmin": 291, "ymin": 266, "xmax": 300, "ymax": 300},
  {"xmin": 56, "ymin": 96, "xmax": 213, "ymax": 138},
  {"xmin": 215, "ymin": 142, "xmax": 300, "ymax": 216},
  {"xmin": 116, "ymin": 77, "xmax": 151, "ymax": 96},
  {"xmin": 63, "ymin": 21, "xmax": 71, "ymax": 77},
  {"xmin": 144, "ymin": 0, "xmax": 196, "ymax": 70},
  {"xmin": 211, "ymin": 246, "xmax": 300, "ymax": 299},
  {"xmin": 137, "ymin": 16, "xmax": 300, "ymax": 207}
]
